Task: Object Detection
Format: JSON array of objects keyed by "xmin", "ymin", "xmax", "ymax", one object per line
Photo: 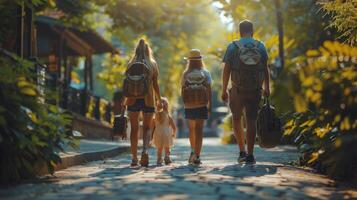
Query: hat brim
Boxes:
[{"xmin": 183, "ymin": 56, "xmax": 204, "ymax": 60}]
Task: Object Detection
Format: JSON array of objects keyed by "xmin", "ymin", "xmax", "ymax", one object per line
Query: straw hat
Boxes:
[{"xmin": 184, "ymin": 49, "xmax": 204, "ymax": 60}]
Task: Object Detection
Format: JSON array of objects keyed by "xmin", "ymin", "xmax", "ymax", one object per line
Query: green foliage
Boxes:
[
  {"xmin": 98, "ymin": 1, "xmax": 225, "ymax": 105},
  {"xmin": 319, "ymin": 0, "xmax": 357, "ymax": 45},
  {"xmin": 284, "ymin": 41, "xmax": 357, "ymax": 180},
  {"xmin": 219, "ymin": 114, "xmax": 236, "ymax": 145},
  {"xmin": 219, "ymin": 114, "xmax": 233, "ymax": 132},
  {"xmin": 0, "ymin": 54, "xmax": 76, "ymax": 183},
  {"xmin": 97, "ymin": 54, "xmax": 126, "ymax": 93},
  {"xmin": 219, "ymin": 114, "xmax": 237, "ymax": 144}
]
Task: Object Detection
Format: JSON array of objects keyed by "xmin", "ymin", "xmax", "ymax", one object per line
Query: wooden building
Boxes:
[{"xmin": 35, "ymin": 16, "xmax": 117, "ymax": 112}]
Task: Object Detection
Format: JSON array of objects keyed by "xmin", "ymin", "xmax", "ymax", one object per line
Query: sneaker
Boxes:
[
  {"xmin": 157, "ymin": 157, "xmax": 163, "ymax": 165},
  {"xmin": 237, "ymin": 151, "xmax": 247, "ymax": 164},
  {"xmin": 188, "ymin": 152, "xmax": 195, "ymax": 164},
  {"xmin": 130, "ymin": 158, "xmax": 138, "ymax": 167},
  {"xmin": 140, "ymin": 152, "xmax": 149, "ymax": 167},
  {"xmin": 164, "ymin": 156, "xmax": 172, "ymax": 165},
  {"xmin": 245, "ymin": 155, "xmax": 256, "ymax": 165},
  {"xmin": 193, "ymin": 156, "xmax": 202, "ymax": 166}
]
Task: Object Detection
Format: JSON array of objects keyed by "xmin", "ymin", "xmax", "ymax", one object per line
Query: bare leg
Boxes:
[
  {"xmin": 194, "ymin": 119, "xmax": 204, "ymax": 157},
  {"xmin": 142, "ymin": 112, "xmax": 155, "ymax": 153},
  {"xmin": 188, "ymin": 120, "xmax": 196, "ymax": 152},
  {"xmin": 164, "ymin": 147, "xmax": 170, "ymax": 157},
  {"xmin": 129, "ymin": 112, "xmax": 140, "ymax": 160},
  {"xmin": 157, "ymin": 147, "xmax": 163, "ymax": 159},
  {"xmin": 164, "ymin": 146, "xmax": 172, "ymax": 165},
  {"xmin": 232, "ymin": 114, "xmax": 246, "ymax": 152},
  {"xmin": 246, "ymin": 118, "xmax": 257, "ymax": 155}
]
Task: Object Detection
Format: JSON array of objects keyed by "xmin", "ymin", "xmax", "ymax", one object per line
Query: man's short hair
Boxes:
[{"xmin": 239, "ymin": 20, "xmax": 254, "ymax": 36}]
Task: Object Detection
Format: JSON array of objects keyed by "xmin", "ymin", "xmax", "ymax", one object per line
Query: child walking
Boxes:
[
  {"xmin": 152, "ymin": 98, "xmax": 177, "ymax": 165},
  {"xmin": 181, "ymin": 49, "xmax": 212, "ymax": 165}
]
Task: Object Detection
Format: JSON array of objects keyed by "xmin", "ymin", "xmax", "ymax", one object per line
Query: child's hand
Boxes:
[{"xmin": 172, "ymin": 129, "xmax": 177, "ymax": 137}]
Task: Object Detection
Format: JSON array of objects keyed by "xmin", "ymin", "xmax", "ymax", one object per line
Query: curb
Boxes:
[{"xmin": 38, "ymin": 145, "xmax": 130, "ymax": 175}]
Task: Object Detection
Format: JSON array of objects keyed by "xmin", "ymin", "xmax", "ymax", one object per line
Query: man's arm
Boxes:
[
  {"xmin": 263, "ymin": 61, "xmax": 270, "ymax": 97},
  {"xmin": 221, "ymin": 63, "xmax": 231, "ymax": 102}
]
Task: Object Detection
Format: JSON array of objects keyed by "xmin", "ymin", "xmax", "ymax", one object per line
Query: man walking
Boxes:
[{"xmin": 221, "ymin": 20, "xmax": 270, "ymax": 164}]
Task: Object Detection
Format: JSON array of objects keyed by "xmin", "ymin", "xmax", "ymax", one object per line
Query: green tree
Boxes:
[
  {"xmin": 318, "ymin": 0, "xmax": 357, "ymax": 45},
  {"xmin": 97, "ymin": 1, "xmax": 226, "ymax": 104}
]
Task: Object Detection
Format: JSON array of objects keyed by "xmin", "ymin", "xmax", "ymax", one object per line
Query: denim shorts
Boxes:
[
  {"xmin": 184, "ymin": 106, "xmax": 208, "ymax": 120},
  {"xmin": 127, "ymin": 99, "xmax": 155, "ymax": 113}
]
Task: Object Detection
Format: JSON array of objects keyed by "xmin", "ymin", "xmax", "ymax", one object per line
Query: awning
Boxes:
[{"xmin": 35, "ymin": 16, "xmax": 116, "ymax": 57}]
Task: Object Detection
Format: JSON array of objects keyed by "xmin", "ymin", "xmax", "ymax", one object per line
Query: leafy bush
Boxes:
[
  {"xmin": 284, "ymin": 41, "xmax": 357, "ymax": 181},
  {"xmin": 219, "ymin": 114, "xmax": 236, "ymax": 144},
  {"xmin": 0, "ymin": 54, "xmax": 76, "ymax": 184}
]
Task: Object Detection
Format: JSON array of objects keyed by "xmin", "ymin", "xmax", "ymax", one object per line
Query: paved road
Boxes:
[{"xmin": 0, "ymin": 138, "xmax": 356, "ymax": 200}]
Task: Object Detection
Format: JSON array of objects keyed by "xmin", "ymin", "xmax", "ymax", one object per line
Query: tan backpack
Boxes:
[
  {"xmin": 231, "ymin": 40, "xmax": 265, "ymax": 92},
  {"xmin": 182, "ymin": 69, "xmax": 209, "ymax": 107}
]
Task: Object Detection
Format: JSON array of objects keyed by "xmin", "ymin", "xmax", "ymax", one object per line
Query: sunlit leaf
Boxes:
[
  {"xmin": 17, "ymin": 80, "xmax": 33, "ymax": 88},
  {"xmin": 308, "ymin": 152, "xmax": 319, "ymax": 164},
  {"xmin": 20, "ymin": 87, "xmax": 37, "ymax": 96},
  {"xmin": 306, "ymin": 50, "xmax": 320, "ymax": 57}
]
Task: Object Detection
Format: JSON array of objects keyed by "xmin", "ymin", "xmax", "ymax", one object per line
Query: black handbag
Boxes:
[
  {"xmin": 112, "ymin": 108, "xmax": 128, "ymax": 140},
  {"xmin": 257, "ymin": 97, "xmax": 282, "ymax": 148}
]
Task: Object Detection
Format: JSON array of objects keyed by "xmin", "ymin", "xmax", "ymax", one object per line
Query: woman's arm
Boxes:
[
  {"xmin": 169, "ymin": 116, "xmax": 177, "ymax": 136},
  {"xmin": 153, "ymin": 72, "xmax": 161, "ymax": 100},
  {"xmin": 152, "ymin": 64, "xmax": 162, "ymax": 108}
]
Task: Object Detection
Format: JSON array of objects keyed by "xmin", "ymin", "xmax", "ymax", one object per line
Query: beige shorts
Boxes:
[{"xmin": 229, "ymin": 87, "xmax": 261, "ymax": 120}]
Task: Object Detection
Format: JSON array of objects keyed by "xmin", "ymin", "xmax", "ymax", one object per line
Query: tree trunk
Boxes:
[
  {"xmin": 274, "ymin": 0, "xmax": 284, "ymax": 71},
  {"xmin": 16, "ymin": 3, "xmax": 24, "ymax": 58}
]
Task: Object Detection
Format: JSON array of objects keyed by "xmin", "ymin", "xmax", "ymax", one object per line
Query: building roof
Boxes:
[{"xmin": 36, "ymin": 16, "xmax": 116, "ymax": 57}]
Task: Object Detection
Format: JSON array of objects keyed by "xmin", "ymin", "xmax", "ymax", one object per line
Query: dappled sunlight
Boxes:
[{"xmin": 0, "ymin": 0, "xmax": 356, "ymax": 199}]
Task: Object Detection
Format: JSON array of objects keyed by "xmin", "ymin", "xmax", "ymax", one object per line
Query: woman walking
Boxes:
[
  {"xmin": 181, "ymin": 49, "xmax": 212, "ymax": 165},
  {"xmin": 123, "ymin": 38, "xmax": 162, "ymax": 167}
]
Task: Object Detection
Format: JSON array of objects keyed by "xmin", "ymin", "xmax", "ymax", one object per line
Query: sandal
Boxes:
[
  {"xmin": 130, "ymin": 158, "xmax": 138, "ymax": 167},
  {"xmin": 140, "ymin": 152, "xmax": 149, "ymax": 167},
  {"xmin": 164, "ymin": 156, "xmax": 172, "ymax": 165},
  {"xmin": 157, "ymin": 157, "xmax": 163, "ymax": 165},
  {"xmin": 193, "ymin": 156, "xmax": 202, "ymax": 166}
]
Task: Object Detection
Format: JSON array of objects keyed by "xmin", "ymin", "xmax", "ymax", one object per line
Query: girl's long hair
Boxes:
[{"xmin": 128, "ymin": 38, "xmax": 156, "ymax": 68}]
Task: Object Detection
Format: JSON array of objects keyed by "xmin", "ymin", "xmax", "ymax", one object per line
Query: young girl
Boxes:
[
  {"xmin": 152, "ymin": 97, "xmax": 177, "ymax": 165},
  {"xmin": 181, "ymin": 49, "xmax": 212, "ymax": 165}
]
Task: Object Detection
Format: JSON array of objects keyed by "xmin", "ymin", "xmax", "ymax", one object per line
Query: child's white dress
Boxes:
[{"xmin": 152, "ymin": 112, "xmax": 173, "ymax": 148}]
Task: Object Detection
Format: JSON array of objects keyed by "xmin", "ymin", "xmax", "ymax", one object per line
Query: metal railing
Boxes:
[{"xmin": 67, "ymin": 88, "xmax": 112, "ymax": 124}]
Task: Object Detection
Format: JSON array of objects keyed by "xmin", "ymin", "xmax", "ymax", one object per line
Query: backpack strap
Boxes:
[
  {"xmin": 234, "ymin": 39, "xmax": 261, "ymax": 49},
  {"xmin": 253, "ymin": 40, "xmax": 260, "ymax": 48},
  {"xmin": 233, "ymin": 40, "xmax": 244, "ymax": 50}
]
